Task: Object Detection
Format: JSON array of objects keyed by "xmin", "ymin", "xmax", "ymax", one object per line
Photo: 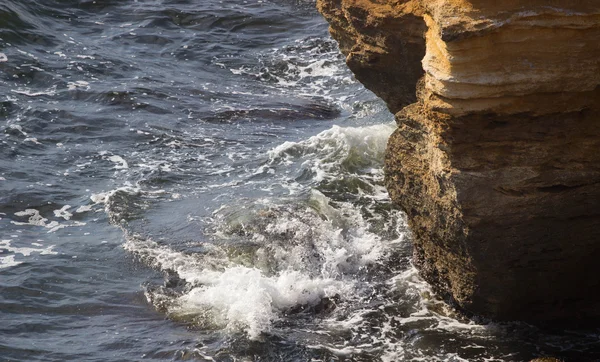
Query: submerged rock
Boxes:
[
  {"xmin": 318, "ymin": 0, "xmax": 600, "ymax": 322},
  {"xmin": 206, "ymin": 99, "xmax": 341, "ymax": 123}
]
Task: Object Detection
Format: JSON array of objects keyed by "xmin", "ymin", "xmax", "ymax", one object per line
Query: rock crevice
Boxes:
[{"xmin": 317, "ymin": 0, "xmax": 600, "ymax": 321}]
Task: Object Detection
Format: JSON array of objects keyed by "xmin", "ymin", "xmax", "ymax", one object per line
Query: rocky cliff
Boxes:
[{"xmin": 317, "ymin": 0, "xmax": 600, "ymax": 322}]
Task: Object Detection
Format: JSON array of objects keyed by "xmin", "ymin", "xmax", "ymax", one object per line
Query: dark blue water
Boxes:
[{"xmin": 2, "ymin": 1, "xmax": 600, "ymax": 361}]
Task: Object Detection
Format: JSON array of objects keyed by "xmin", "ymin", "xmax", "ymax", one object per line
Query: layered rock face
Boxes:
[{"xmin": 318, "ymin": 0, "xmax": 600, "ymax": 322}]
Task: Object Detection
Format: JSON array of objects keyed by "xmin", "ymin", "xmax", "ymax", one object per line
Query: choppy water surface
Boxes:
[{"xmin": 1, "ymin": 1, "xmax": 600, "ymax": 361}]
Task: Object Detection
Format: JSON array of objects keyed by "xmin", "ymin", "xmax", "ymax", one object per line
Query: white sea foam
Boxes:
[
  {"xmin": 0, "ymin": 239, "xmax": 57, "ymax": 269},
  {"xmin": 24, "ymin": 137, "xmax": 42, "ymax": 144},
  {"xmin": 53, "ymin": 205, "xmax": 73, "ymax": 220},
  {"xmin": 265, "ymin": 123, "xmax": 395, "ymax": 187},
  {"xmin": 210, "ymin": 189, "xmax": 394, "ymax": 276},
  {"xmin": 136, "ymin": 160, "xmax": 174, "ymax": 172},
  {"xmin": 17, "ymin": 49, "xmax": 38, "ymax": 60},
  {"xmin": 107, "ymin": 155, "xmax": 129, "ymax": 169},
  {"xmin": 125, "ymin": 235, "xmax": 319, "ymax": 339},
  {"xmin": 0, "ymin": 239, "xmax": 57, "ymax": 257},
  {"xmin": 390, "ymin": 267, "xmax": 487, "ymax": 333},
  {"xmin": 67, "ymin": 80, "xmax": 90, "ymax": 91},
  {"xmin": 11, "ymin": 208, "xmax": 86, "ymax": 233},
  {"xmin": 307, "ymin": 344, "xmax": 365, "ymax": 357},
  {"xmin": 0, "ymin": 255, "xmax": 20, "ymax": 269},
  {"xmin": 98, "ymin": 151, "xmax": 130, "ymax": 170},
  {"xmin": 224, "ymin": 36, "xmax": 354, "ymax": 104},
  {"xmin": 13, "ymin": 209, "xmax": 48, "ymax": 226},
  {"xmin": 108, "ymin": 119, "xmax": 408, "ymax": 342},
  {"xmin": 75, "ymin": 205, "xmax": 93, "ymax": 213},
  {"xmin": 12, "ymin": 85, "xmax": 57, "ymax": 97},
  {"xmin": 122, "ymin": 180, "xmax": 401, "ymax": 340},
  {"xmin": 175, "ymin": 267, "xmax": 344, "ymax": 339},
  {"xmin": 307, "ymin": 263, "xmax": 495, "ymax": 360},
  {"xmin": 8, "ymin": 124, "xmax": 26, "ymax": 135},
  {"xmin": 91, "ymin": 184, "xmax": 167, "ymax": 207},
  {"xmin": 91, "ymin": 191, "xmax": 112, "ymax": 204}
]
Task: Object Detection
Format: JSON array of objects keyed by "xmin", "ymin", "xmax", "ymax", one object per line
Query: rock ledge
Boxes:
[{"xmin": 318, "ymin": 0, "xmax": 600, "ymax": 321}]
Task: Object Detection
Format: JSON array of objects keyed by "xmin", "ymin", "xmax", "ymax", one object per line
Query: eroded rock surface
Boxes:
[{"xmin": 317, "ymin": 0, "xmax": 600, "ymax": 321}]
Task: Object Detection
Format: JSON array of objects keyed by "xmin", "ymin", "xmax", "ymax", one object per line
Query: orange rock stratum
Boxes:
[{"xmin": 318, "ymin": 0, "xmax": 600, "ymax": 322}]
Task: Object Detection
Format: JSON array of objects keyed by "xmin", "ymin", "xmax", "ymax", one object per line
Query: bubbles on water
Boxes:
[
  {"xmin": 108, "ymin": 121, "xmax": 410, "ymax": 342},
  {"xmin": 219, "ymin": 36, "xmax": 358, "ymax": 107},
  {"xmin": 266, "ymin": 123, "xmax": 394, "ymax": 179},
  {"xmin": 53, "ymin": 205, "xmax": 73, "ymax": 220},
  {"xmin": 11, "ymin": 87, "xmax": 58, "ymax": 97},
  {"xmin": 0, "ymin": 239, "xmax": 57, "ymax": 269},
  {"xmin": 106, "ymin": 155, "xmax": 129, "ymax": 170},
  {"xmin": 0, "ymin": 255, "xmax": 20, "ymax": 269},
  {"xmin": 173, "ymin": 267, "xmax": 344, "ymax": 340},
  {"xmin": 11, "ymin": 207, "xmax": 87, "ymax": 233},
  {"xmin": 66, "ymin": 80, "xmax": 90, "ymax": 91},
  {"xmin": 13, "ymin": 209, "xmax": 47, "ymax": 227},
  {"xmin": 127, "ymin": 185, "xmax": 404, "ymax": 340},
  {"xmin": 209, "ymin": 190, "xmax": 393, "ymax": 276}
]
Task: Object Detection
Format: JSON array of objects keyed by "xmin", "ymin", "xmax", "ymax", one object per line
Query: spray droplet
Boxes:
[{"xmin": 0, "ymin": 53, "xmax": 7, "ymax": 62}]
